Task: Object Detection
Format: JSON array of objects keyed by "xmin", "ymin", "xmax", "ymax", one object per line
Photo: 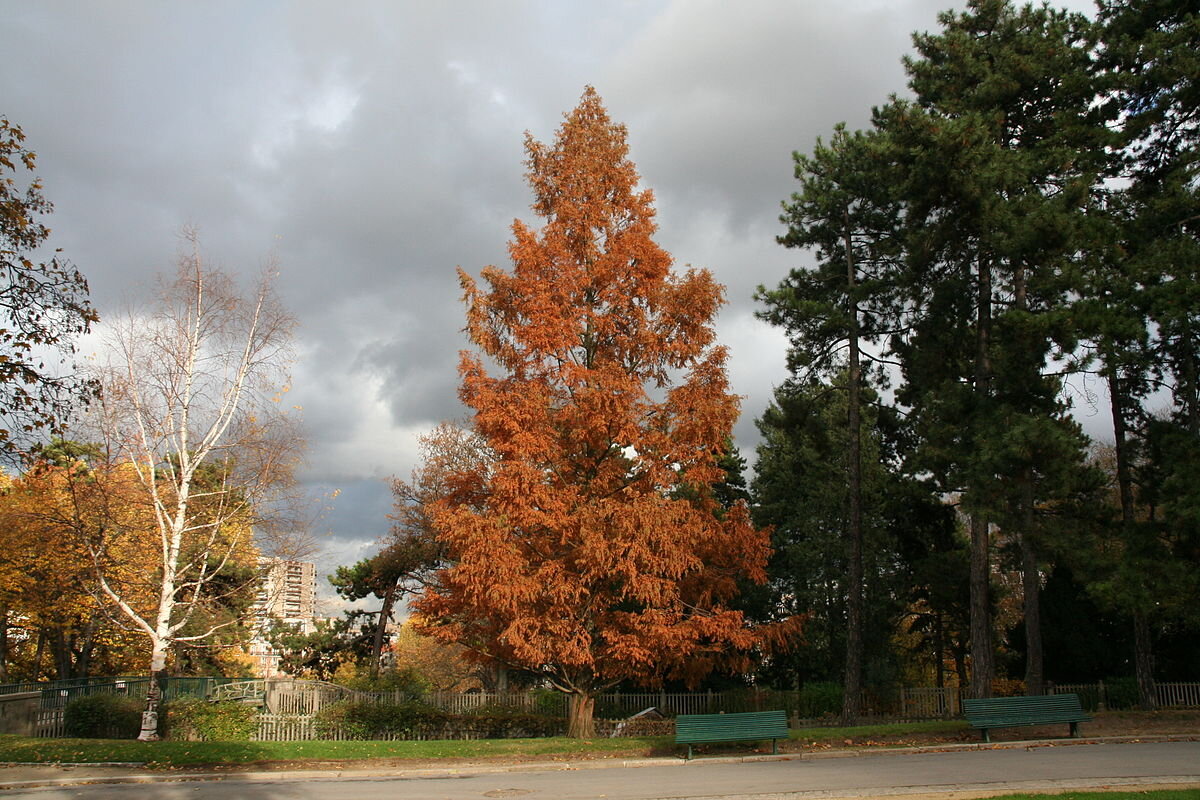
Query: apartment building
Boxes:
[{"xmin": 249, "ymin": 558, "xmax": 318, "ymax": 676}]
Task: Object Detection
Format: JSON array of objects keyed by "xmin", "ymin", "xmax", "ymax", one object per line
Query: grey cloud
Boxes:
[{"xmin": 3, "ymin": 0, "xmax": 1090, "ymax": 570}]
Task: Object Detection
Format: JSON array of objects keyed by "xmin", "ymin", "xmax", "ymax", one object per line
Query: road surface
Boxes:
[{"xmin": 4, "ymin": 740, "xmax": 1199, "ymax": 799}]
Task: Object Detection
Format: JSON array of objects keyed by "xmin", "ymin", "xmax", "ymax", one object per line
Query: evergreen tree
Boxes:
[
  {"xmin": 759, "ymin": 124, "xmax": 904, "ymax": 720},
  {"xmin": 877, "ymin": 0, "xmax": 1104, "ymax": 696}
]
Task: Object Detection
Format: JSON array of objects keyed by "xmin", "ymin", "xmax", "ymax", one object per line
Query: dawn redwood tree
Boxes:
[{"xmin": 415, "ymin": 88, "xmax": 781, "ymax": 738}]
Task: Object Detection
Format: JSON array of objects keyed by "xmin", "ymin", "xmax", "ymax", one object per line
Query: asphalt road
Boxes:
[{"xmin": 5, "ymin": 741, "xmax": 1199, "ymax": 799}]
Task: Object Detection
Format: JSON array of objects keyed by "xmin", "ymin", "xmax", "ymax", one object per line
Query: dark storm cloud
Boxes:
[{"xmin": 0, "ymin": 0, "xmax": 1098, "ymax": 572}]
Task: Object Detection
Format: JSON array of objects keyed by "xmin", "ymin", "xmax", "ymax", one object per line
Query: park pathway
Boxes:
[{"xmin": 2, "ymin": 739, "xmax": 1198, "ymax": 799}]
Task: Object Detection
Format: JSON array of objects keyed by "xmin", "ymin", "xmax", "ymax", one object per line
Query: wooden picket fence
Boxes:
[
  {"xmin": 1051, "ymin": 681, "xmax": 1200, "ymax": 711},
  {"xmin": 10, "ymin": 678, "xmax": 1199, "ymax": 740}
]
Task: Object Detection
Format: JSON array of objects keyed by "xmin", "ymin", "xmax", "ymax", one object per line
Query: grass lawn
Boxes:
[
  {"xmin": 0, "ymin": 721, "xmax": 972, "ymax": 767},
  {"xmin": 8, "ymin": 713, "xmax": 1198, "ymax": 770},
  {"xmin": 0, "ymin": 734, "xmax": 673, "ymax": 767},
  {"xmin": 985, "ymin": 793, "xmax": 1199, "ymax": 800}
]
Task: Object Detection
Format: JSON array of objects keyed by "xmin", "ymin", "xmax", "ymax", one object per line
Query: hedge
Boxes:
[
  {"xmin": 314, "ymin": 700, "xmax": 565, "ymax": 740},
  {"xmin": 63, "ymin": 694, "xmax": 144, "ymax": 739},
  {"xmin": 167, "ymin": 698, "xmax": 258, "ymax": 741}
]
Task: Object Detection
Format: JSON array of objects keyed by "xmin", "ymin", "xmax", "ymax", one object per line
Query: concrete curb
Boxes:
[{"xmin": 0, "ymin": 734, "xmax": 1196, "ymax": 790}]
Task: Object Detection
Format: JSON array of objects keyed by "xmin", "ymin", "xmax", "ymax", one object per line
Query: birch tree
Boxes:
[{"xmin": 90, "ymin": 234, "xmax": 302, "ymax": 740}]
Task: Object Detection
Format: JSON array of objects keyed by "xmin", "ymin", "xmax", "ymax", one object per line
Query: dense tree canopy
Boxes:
[{"xmin": 757, "ymin": 0, "xmax": 1199, "ymax": 701}]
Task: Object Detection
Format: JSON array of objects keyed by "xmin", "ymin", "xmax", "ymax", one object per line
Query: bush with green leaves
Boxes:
[
  {"xmin": 337, "ymin": 665, "xmax": 429, "ymax": 696},
  {"xmin": 795, "ymin": 682, "xmax": 844, "ymax": 718},
  {"xmin": 314, "ymin": 700, "xmax": 565, "ymax": 740},
  {"xmin": 530, "ymin": 687, "xmax": 567, "ymax": 717},
  {"xmin": 315, "ymin": 700, "xmax": 449, "ymax": 740},
  {"xmin": 459, "ymin": 705, "xmax": 565, "ymax": 738},
  {"xmin": 63, "ymin": 693, "xmax": 143, "ymax": 739},
  {"xmin": 166, "ymin": 698, "xmax": 258, "ymax": 741},
  {"xmin": 1103, "ymin": 677, "xmax": 1140, "ymax": 710}
]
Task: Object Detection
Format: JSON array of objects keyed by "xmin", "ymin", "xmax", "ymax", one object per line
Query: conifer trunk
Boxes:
[
  {"xmin": 371, "ymin": 585, "xmax": 397, "ymax": 678},
  {"xmin": 933, "ymin": 611, "xmax": 945, "ymax": 690},
  {"xmin": 1133, "ymin": 611, "xmax": 1156, "ymax": 711},
  {"xmin": 969, "ymin": 258, "xmax": 994, "ymax": 699},
  {"xmin": 566, "ymin": 692, "xmax": 596, "ymax": 739},
  {"xmin": 1020, "ymin": 474, "xmax": 1044, "ymax": 696},
  {"xmin": 841, "ymin": 213, "xmax": 864, "ymax": 726},
  {"xmin": 1108, "ymin": 366, "xmax": 1156, "ymax": 711},
  {"xmin": 1181, "ymin": 332, "xmax": 1200, "ymax": 435},
  {"xmin": 1013, "ymin": 269, "xmax": 1043, "ymax": 697}
]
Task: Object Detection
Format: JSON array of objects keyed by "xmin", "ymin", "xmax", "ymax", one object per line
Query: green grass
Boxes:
[
  {"xmin": 0, "ymin": 733, "xmax": 673, "ymax": 768},
  {"xmin": 984, "ymin": 792, "xmax": 1199, "ymax": 800},
  {"xmin": 0, "ymin": 720, "xmax": 972, "ymax": 767}
]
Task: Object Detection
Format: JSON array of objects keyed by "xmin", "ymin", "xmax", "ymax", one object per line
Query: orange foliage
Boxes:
[
  {"xmin": 0, "ymin": 460, "xmax": 157, "ymax": 678},
  {"xmin": 390, "ymin": 618, "xmax": 482, "ymax": 692},
  {"xmin": 415, "ymin": 89, "xmax": 785, "ymax": 722}
]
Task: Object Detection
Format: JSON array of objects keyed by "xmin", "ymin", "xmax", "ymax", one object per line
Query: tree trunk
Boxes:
[
  {"xmin": 75, "ymin": 618, "xmax": 98, "ymax": 679},
  {"xmin": 566, "ymin": 692, "xmax": 596, "ymax": 738},
  {"xmin": 50, "ymin": 628, "xmax": 69, "ymax": 681},
  {"xmin": 1020, "ymin": 530, "xmax": 1043, "ymax": 694},
  {"xmin": 495, "ymin": 665, "xmax": 509, "ymax": 693},
  {"xmin": 954, "ymin": 644, "xmax": 969, "ymax": 689},
  {"xmin": 934, "ymin": 611, "xmax": 944, "ymax": 690},
  {"xmin": 0, "ymin": 602, "xmax": 8, "ymax": 682},
  {"xmin": 968, "ymin": 512, "xmax": 994, "ymax": 698},
  {"xmin": 968, "ymin": 257, "xmax": 994, "ymax": 699},
  {"xmin": 841, "ymin": 212, "xmax": 864, "ymax": 727},
  {"xmin": 1133, "ymin": 611, "xmax": 1156, "ymax": 711},
  {"xmin": 371, "ymin": 585, "xmax": 397, "ymax": 678},
  {"xmin": 138, "ymin": 643, "xmax": 169, "ymax": 742},
  {"xmin": 1020, "ymin": 472, "xmax": 1044, "ymax": 696},
  {"xmin": 1011, "ymin": 264, "xmax": 1044, "ymax": 697},
  {"xmin": 32, "ymin": 630, "xmax": 45, "ymax": 681},
  {"xmin": 1179, "ymin": 326, "xmax": 1199, "ymax": 435},
  {"xmin": 1108, "ymin": 366, "xmax": 1156, "ymax": 711}
]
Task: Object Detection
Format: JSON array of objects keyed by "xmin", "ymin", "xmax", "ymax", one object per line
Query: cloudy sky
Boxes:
[{"xmin": 2, "ymin": 0, "xmax": 1100, "ymax": 610}]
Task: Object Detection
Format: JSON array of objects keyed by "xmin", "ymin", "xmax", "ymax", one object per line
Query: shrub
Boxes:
[
  {"xmin": 596, "ymin": 717, "xmax": 674, "ymax": 737},
  {"xmin": 991, "ymin": 678, "xmax": 1026, "ymax": 698},
  {"xmin": 337, "ymin": 665, "xmax": 430, "ymax": 696},
  {"xmin": 459, "ymin": 705, "xmax": 565, "ymax": 738},
  {"xmin": 530, "ymin": 687, "xmax": 567, "ymax": 717},
  {"xmin": 63, "ymin": 693, "xmax": 143, "ymax": 739},
  {"xmin": 313, "ymin": 700, "xmax": 566, "ymax": 740},
  {"xmin": 796, "ymin": 682, "xmax": 843, "ymax": 718},
  {"xmin": 166, "ymin": 698, "xmax": 258, "ymax": 741},
  {"xmin": 1103, "ymin": 676, "xmax": 1140, "ymax": 710},
  {"xmin": 315, "ymin": 700, "xmax": 449, "ymax": 740}
]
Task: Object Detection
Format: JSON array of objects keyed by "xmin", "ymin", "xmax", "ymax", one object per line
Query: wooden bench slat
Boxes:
[
  {"xmin": 675, "ymin": 710, "xmax": 789, "ymax": 759},
  {"xmin": 962, "ymin": 694, "xmax": 1091, "ymax": 743}
]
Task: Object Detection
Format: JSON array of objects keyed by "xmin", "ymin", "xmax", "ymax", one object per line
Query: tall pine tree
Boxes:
[{"xmin": 878, "ymin": 0, "xmax": 1103, "ymax": 696}]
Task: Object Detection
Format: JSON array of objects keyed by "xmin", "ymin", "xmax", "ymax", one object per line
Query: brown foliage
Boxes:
[{"xmin": 415, "ymin": 89, "xmax": 781, "ymax": 725}]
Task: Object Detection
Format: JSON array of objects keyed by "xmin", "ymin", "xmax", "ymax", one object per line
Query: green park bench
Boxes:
[
  {"xmin": 962, "ymin": 693, "xmax": 1092, "ymax": 743},
  {"xmin": 674, "ymin": 709, "xmax": 790, "ymax": 760}
]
